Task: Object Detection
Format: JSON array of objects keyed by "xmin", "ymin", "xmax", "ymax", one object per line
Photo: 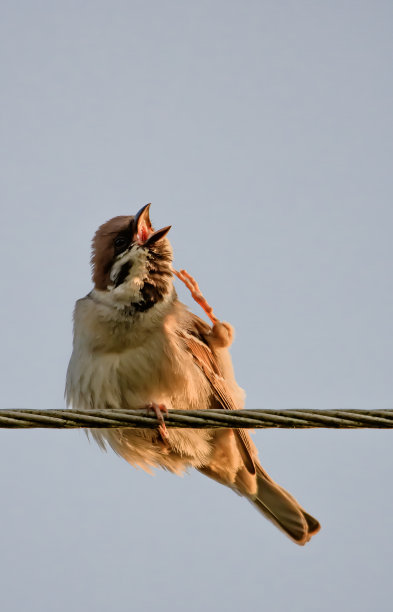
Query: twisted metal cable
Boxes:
[{"xmin": 0, "ymin": 408, "xmax": 392, "ymax": 429}]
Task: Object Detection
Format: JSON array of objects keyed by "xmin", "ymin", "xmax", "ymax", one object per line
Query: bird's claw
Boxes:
[{"xmin": 146, "ymin": 403, "xmax": 170, "ymax": 446}]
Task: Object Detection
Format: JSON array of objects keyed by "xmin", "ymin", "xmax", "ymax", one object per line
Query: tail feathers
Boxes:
[
  {"xmin": 250, "ymin": 466, "xmax": 321, "ymax": 545},
  {"xmin": 302, "ymin": 511, "xmax": 321, "ymax": 536}
]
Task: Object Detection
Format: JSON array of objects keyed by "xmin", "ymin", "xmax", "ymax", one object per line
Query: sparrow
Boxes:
[{"xmin": 66, "ymin": 204, "xmax": 320, "ymax": 545}]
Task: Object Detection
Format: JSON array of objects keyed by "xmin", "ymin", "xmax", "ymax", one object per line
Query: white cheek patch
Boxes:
[
  {"xmin": 109, "ymin": 250, "xmax": 132, "ymax": 283},
  {"xmin": 109, "ymin": 246, "xmax": 150, "ymax": 303}
]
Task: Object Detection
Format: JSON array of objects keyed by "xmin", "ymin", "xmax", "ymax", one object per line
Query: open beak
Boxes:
[{"xmin": 134, "ymin": 203, "xmax": 171, "ymax": 246}]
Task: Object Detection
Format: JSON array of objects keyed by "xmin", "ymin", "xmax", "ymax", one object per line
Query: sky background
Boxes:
[{"xmin": 1, "ymin": 2, "xmax": 392, "ymax": 611}]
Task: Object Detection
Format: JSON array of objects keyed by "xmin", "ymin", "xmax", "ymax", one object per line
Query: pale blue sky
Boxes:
[{"xmin": 1, "ymin": 2, "xmax": 392, "ymax": 611}]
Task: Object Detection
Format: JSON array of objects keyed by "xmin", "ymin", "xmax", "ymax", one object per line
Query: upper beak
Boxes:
[{"xmin": 134, "ymin": 203, "xmax": 171, "ymax": 246}]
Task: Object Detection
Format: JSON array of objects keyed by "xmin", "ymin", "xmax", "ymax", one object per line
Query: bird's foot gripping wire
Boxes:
[{"xmin": 146, "ymin": 403, "xmax": 170, "ymax": 446}]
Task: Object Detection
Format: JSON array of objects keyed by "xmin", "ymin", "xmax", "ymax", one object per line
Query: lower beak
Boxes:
[{"xmin": 144, "ymin": 225, "xmax": 171, "ymax": 246}]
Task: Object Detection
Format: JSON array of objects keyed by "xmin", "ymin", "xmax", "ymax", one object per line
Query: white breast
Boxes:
[{"xmin": 65, "ymin": 293, "xmax": 211, "ymax": 413}]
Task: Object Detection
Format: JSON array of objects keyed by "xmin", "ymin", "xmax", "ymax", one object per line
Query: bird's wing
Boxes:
[{"xmin": 180, "ymin": 314, "xmax": 256, "ymax": 474}]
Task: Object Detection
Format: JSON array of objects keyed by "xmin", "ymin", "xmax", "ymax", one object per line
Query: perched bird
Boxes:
[{"xmin": 66, "ymin": 204, "xmax": 320, "ymax": 545}]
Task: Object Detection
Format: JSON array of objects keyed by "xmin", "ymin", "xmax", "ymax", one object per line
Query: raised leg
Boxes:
[{"xmin": 172, "ymin": 268, "xmax": 218, "ymax": 324}]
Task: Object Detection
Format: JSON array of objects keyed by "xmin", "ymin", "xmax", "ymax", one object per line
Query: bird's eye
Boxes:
[{"xmin": 114, "ymin": 235, "xmax": 128, "ymax": 252}]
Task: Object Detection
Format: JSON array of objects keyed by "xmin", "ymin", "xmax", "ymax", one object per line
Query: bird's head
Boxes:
[{"xmin": 91, "ymin": 204, "xmax": 173, "ymax": 312}]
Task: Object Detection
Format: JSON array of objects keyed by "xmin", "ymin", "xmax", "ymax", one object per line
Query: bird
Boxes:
[{"xmin": 66, "ymin": 203, "xmax": 320, "ymax": 545}]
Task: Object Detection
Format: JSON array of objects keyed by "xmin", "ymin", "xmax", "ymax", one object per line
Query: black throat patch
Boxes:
[
  {"xmin": 132, "ymin": 252, "xmax": 173, "ymax": 312},
  {"xmin": 114, "ymin": 244, "xmax": 173, "ymax": 313},
  {"xmin": 132, "ymin": 281, "xmax": 166, "ymax": 312}
]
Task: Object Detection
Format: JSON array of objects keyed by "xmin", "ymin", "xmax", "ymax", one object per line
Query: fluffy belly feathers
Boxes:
[{"xmin": 65, "ymin": 296, "xmax": 216, "ymax": 473}]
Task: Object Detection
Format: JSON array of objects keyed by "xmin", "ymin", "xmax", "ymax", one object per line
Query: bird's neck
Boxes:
[{"xmin": 89, "ymin": 281, "xmax": 176, "ymax": 319}]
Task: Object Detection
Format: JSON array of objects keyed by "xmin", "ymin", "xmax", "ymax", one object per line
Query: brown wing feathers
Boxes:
[{"xmin": 182, "ymin": 320, "xmax": 256, "ymax": 474}]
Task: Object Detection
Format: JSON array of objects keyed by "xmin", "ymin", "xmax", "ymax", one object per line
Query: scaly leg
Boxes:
[
  {"xmin": 146, "ymin": 402, "xmax": 170, "ymax": 446},
  {"xmin": 173, "ymin": 268, "xmax": 218, "ymax": 324}
]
